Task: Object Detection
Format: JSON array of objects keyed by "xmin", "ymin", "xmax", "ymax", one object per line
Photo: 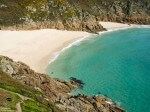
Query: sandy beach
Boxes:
[
  {"xmin": 99, "ymin": 22, "xmax": 137, "ymax": 30},
  {"xmin": 0, "ymin": 29, "xmax": 89, "ymax": 73},
  {"xmin": 0, "ymin": 22, "xmax": 134, "ymax": 73}
]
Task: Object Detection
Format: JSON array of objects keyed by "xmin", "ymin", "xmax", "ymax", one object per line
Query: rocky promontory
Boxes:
[{"xmin": 0, "ymin": 55, "xmax": 124, "ymax": 112}]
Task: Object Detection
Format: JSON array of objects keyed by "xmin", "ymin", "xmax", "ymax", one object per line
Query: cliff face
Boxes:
[
  {"xmin": 0, "ymin": 55, "xmax": 124, "ymax": 112},
  {"xmin": 0, "ymin": 0, "xmax": 150, "ymax": 32}
]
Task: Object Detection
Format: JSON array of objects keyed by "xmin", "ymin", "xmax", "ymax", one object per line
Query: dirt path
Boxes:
[
  {"xmin": 0, "ymin": 88, "xmax": 32, "ymax": 112},
  {"xmin": 16, "ymin": 94, "xmax": 31, "ymax": 112},
  {"xmin": 16, "ymin": 102, "xmax": 22, "ymax": 112}
]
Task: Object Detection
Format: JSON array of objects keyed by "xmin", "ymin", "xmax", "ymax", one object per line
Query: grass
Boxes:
[
  {"xmin": 0, "ymin": 108, "xmax": 16, "ymax": 112},
  {"xmin": 0, "ymin": 85, "xmax": 52, "ymax": 112},
  {"xmin": 0, "ymin": 71, "xmax": 43, "ymax": 99},
  {"xmin": 0, "ymin": 71, "xmax": 61, "ymax": 112},
  {"xmin": 0, "ymin": 89, "xmax": 21, "ymax": 111},
  {"xmin": 21, "ymin": 100, "xmax": 52, "ymax": 112}
]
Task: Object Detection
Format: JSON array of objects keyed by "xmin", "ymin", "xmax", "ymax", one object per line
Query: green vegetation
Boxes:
[
  {"xmin": 21, "ymin": 100, "xmax": 52, "ymax": 112},
  {"xmin": 0, "ymin": 71, "xmax": 43, "ymax": 99},
  {"xmin": 0, "ymin": 0, "xmax": 149, "ymax": 27},
  {"xmin": 20, "ymin": 0, "xmax": 49, "ymax": 22},
  {"xmin": 0, "ymin": 0, "xmax": 77, "ymax": 26},
  {"xmin": 0, "ymin": 89, "xmax": 21, "ymax": 111},
  {"xmin": 0, "ymin": 71, "xmax": 61, "ymax": 112}
]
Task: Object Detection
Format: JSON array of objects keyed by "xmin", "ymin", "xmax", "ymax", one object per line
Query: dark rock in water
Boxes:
[
  {"xmin": 70, "ymin": 77, "xmax": 86, "ymax": 90},
  {"xmin": 103, "ymin": 94, "xmax": 108, "ymax": 97},
  {"xmin": 76, "ymin": 84, "xmax": 84, "ymax": 89},
  {"xmin": 98, "ymin": 92, "xmax": 102, "ymax": 95},
  {"xmin": 70, "ymin": 77, "xmax": 84, "ymax": 85},
  {"xmin": 69, "ymin": 77, "xmax": 85, "ymax": 89}
]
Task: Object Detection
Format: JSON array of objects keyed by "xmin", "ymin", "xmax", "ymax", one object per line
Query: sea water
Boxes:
[{"xmin": 46, "ymin": 28, "xmax": 150, "ymax": 112}]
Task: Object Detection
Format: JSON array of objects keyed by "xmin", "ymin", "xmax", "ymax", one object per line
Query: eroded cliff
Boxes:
[{"xmin": 0, "ymin": 0, "xmax": 150, "ymax": 32}]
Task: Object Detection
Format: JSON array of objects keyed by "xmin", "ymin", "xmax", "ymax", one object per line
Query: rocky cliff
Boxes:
[
  {"xmin": 0, "ymin": 0, "xmax": 150, "ymax": 32},
  {"xmin": 0, "ymin": 55, "xmax": 124, "ymax": 112}
]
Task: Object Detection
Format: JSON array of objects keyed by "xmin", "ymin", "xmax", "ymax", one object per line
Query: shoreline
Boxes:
[
  {"xmin": 0, "ymin": 29, "xmax": 90, "ymax": 73},
  {"xmin": 48, "ymin": 34, "xmax": 92, "ymax": 64},
  {"xmin": 0, "ymin": 22, "xmax": 149, "ymax": 73}
]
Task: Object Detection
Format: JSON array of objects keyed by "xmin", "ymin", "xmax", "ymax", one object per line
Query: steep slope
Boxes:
[
  {"xmin": 0, "ymin": 0, "xmax": 150, "ymax": 32},
  {"xmin": 0, "ymin": 55, "xmax": 124, "ymax": 112},
  {"xmin": 0, "ymin": 68, "xmax": 61, "ymax": 112}
]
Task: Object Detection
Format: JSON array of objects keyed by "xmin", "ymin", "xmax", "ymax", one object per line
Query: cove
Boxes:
[{"xmin": 46, "ymin": 28, "xmax": 150, "ymax": 112}]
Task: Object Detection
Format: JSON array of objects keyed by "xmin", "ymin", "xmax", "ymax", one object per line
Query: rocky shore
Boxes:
[
  {"xmin": 0, "ymin": 0, "xmax": 150, "ymax": 33},
  {"xmin": 0, "ymin": 0, "xmax": 149, "ymax": 111},
  {"xmin": 0, "ymin": 55, "xmax": 124, "ymax": 112},
  {"xmin": 1, "ymin": 15, "xmax": 150, "ymax": 33},
  {"xmin": 0, "ymin": 18, "xmax": 106, "ymax": 33}
]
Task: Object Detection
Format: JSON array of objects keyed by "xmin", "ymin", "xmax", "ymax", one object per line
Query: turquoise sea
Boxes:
[{"xmin": 46, "ymin": 28, "xmax": 150, "ymax": 112}]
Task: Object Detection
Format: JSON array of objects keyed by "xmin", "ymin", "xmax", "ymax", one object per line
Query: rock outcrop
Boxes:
[
  {"xmin": 0, "ymin": 55, "xmax": 124, "ymax": 112},
  {"xmin": 0, "ymin": 0, "xmax": 150, "ymax": 33}
]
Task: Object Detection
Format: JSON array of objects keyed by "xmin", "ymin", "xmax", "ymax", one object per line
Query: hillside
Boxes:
[
  {"xmin": 0, "ymin": 0, "xmax": 150, "ymax": 32},
  {"xmin": 0, "ymin": 55, "xmax": 124, "ymax": 112},
  {"xmin": 0, "ymin": 68, "xmax": 60, "ymax": 112}
]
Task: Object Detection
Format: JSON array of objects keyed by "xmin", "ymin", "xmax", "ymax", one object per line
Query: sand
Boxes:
[
  {"xmin": 99, "ymin": 22, "xmax": 137, "ymax": 30},
  {"xmin": 0, "ymin": 22, "xmax": 135, "ymax": 73},
  {"xmin": 0, "ymin": 29, "xmax": 89, "ymax": 73}
]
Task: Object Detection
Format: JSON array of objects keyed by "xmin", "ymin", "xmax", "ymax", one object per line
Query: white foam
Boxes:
[
  {"xmin": 49, "ymin": 34, "xmax": 92, "ymax": 64},
  {"xmin": 105, "ymin": 101, "xmax": 114, "ymax": 105},
  {"xmin": 98, "ymin": 25, "xmax": 150, "ymax": 35},
  {"xmin": 49, "ymin": 25, "xmax": 150, "ymax": 64},
  {"xmin": 114, "ymin": 101, "xmax": 122, "ymax": 106}
]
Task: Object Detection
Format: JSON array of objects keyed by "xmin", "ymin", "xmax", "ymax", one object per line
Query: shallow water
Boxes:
[{"xmin": 46, "ymin": 28, "xmax": 150, "ymax": 112}]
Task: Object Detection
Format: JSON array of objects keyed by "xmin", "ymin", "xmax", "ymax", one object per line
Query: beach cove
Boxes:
[
  {"xmin": 0, "ymin": 22, "xmax": 149, "ymax": 112},
  {"xmin": 0, "ymin": 22, "xmax": 136, "ymax": 73},
  {"xmin": 46, "ymin": 27, "xmax": 150, "ymax": 112}
]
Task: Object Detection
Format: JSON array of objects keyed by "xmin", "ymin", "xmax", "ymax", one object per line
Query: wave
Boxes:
[
  {"xmin": 48, "ymin": 34, "xmax": 92, "ymax": 64},
  {"xmin": 48, "ymin": 25, "xmax": 150, "ymax": 64},
  {"xmin": 115, "ymin": 101, "xmax": 122, "ymax": 106},
  {"xmin": 97, "ymin": 93, "xmax": 122, "ymax": 106},
  {"xmin": 98, "ymin": 25, "xmax": 150, "ymax": 35}
]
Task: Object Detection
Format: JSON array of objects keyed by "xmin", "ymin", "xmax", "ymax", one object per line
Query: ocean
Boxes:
[{"xmin": 46, "ymin": 28, "xmax": 150, "ymax": 112}]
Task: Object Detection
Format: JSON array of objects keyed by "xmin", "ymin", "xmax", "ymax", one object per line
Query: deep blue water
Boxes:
[{"xmin": 46, "ymin": 28, "xmax": 150, "ymax": 112}]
